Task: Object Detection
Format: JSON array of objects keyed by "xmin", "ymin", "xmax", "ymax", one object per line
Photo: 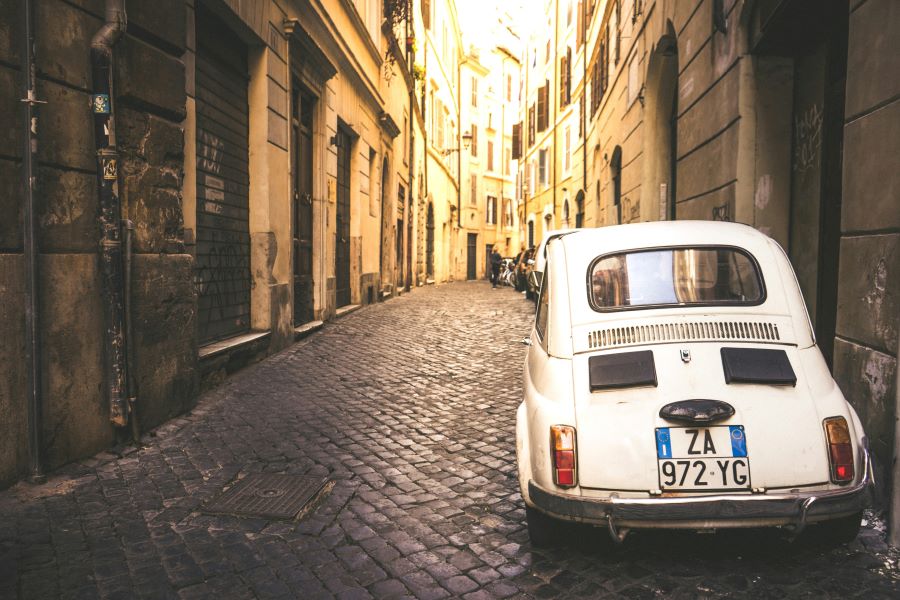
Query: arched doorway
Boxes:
[
  {"xmin": 642, "ymin": 21, "xmax": 679, "ymax": 221},
  {"xmin": 426, "ymin": 202, "xmax": 435, "ymax": 278},
  {"xmin": 610, "ymin": 146, "xmax": 623, "ymax": 224}
]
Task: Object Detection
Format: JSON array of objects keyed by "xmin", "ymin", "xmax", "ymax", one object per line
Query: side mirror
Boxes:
[{"xmin": 520, "ymin": 337, "xmax": 532, "ymax": 346}]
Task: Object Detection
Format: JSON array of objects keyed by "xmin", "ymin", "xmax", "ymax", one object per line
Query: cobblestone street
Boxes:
[{"xmin": 1, "ymin": 282, "xmax": 898, "ymax": 599}]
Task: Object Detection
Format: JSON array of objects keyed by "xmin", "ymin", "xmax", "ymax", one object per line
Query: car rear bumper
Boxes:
[{"xmin": 527, "ymin": 449, "xmax": 874, "ymax": 536}]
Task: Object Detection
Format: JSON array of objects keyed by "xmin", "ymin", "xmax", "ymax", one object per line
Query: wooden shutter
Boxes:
[
  {"xmin": 512, "ymin": 122, "xmax": 522, "ymax": 159},
  {"xmin": 422, "ymin": 0, "xmax": 431, "ymax": 30},
  {"xmin": 576, "ymin": 1, "xmax": 584, "ymax": 48},
  {"xmin": 471, "ymin": 124, "xmax": 478, "ymax": 157},
  {"xmin": 537, "ymin": 83, "xmax": 548, "ymax": 131},
  {"xmin": 559, "ymin": 55, "xmax": 568, "ymax": 108}
]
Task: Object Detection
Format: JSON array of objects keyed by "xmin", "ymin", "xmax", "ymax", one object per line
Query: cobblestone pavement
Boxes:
[{"xmin": 2, "ymin": 282, "xmax": 898, "ymax": 600}]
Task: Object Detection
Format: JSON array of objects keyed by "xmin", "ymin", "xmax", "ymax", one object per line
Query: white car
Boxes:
[{"xmin": 516, "ymin": 221, "xmax": 873, "ymax": 546}]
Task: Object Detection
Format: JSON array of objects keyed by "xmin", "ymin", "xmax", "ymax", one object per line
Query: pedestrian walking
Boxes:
[{"xmin": 490, "ymin": 247, "xmax": 503, "ymax": 288}]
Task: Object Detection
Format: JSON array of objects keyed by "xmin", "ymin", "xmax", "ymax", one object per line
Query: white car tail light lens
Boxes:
[
  {"xmin": 551, "ymin": 425, "xmax": 576, "ymax": 488},
  {"xmin": 824, "ymin": 417, "xmax": 854, "ymax": 484}
]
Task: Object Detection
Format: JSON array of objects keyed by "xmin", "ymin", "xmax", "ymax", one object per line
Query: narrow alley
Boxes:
[{"xmin": 1, "ymin": 283, "xmax": 896, "ymax": 599}]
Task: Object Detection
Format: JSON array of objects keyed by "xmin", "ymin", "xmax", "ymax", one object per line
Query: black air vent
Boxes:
[
  {"xmin": 589, "ymin": 350, "xmax": 657, "ymax": 391},
  {"xmin": 721, "ymin": 347, "xmax": 796, "ymax": 386}
]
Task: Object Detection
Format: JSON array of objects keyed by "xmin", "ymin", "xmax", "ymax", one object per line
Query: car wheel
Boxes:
[
  {"xmin": 526, "ymin": 505, "xmax": 559, "ymax": 547},
  {"xmin": 813, "ymin": 512, "xmax": 862, "ymax": 546}
]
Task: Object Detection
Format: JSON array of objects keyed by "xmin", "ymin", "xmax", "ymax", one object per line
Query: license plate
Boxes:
[{"xmin": 655, "ymin": 426, "xmax": 751, "ymax": 491}]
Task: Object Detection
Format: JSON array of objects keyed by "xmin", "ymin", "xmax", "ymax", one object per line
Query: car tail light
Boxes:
[
  {"xmin": 551, "ymin": 425, "xmax": 576, "ymax": 488},
  {"xmin": 824, "ymin": 417, "xmax": 854, "ymax": 484}
]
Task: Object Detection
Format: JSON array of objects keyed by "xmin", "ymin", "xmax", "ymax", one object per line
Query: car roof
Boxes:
[
  {"xmin": 551, "ymin": 221, "xmax": 767, "ymax": 255},
  {"xmin": 542, "ymin": 221, "xmax": 816, "ymax": 357}
]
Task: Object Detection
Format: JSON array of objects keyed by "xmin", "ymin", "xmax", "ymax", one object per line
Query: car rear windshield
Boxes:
[{"xmin": 588, "ymin": 247, "xmax": 764, "ymax": 310}]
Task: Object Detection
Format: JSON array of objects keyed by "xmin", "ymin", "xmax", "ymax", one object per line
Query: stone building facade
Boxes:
[
  {"xmin": 459, "ymin": 27, "xmax": 522, "ymax": 280},
  {"xmin": 1, "ymin": 0, "xmax": 419, "ymax": 489},
  {"xmin": 523, "ymin": 0, "xmax": 898, "ymax": 492}
]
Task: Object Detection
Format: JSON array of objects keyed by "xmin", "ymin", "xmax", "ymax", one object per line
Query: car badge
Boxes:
[{"xmin": 680, "ymin": 349, "xmax": 691, "ymax": 363}]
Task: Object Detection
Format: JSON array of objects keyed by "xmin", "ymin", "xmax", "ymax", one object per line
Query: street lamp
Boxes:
[{"xmin": 440, "ymin": 130, "xmax": 472, "ymax": 156}]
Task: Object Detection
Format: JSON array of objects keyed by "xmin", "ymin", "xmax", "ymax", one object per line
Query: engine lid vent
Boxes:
[{"xmin": 587, "ymin": 320, "xmax": 781, "ymax": 351}]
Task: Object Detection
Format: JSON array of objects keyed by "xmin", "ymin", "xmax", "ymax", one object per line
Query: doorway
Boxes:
[
  {"xmin": 291, "ymin": 84, "xmax": 315, "ymax": 325},
  {"xmin": 466, "ymin": 233, "xmax": 478, "ymax": 280},
  {"xmin": 335, "ymin": 127, "xmax": 352, "ymax": 307},
  {"xmin": 426, "ymin": 203, "xmax": 435, "ymax": 278}
]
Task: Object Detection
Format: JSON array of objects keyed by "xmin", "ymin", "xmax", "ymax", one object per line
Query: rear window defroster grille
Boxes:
[{"xmin": 587, "ymin": 321, "xmax": 780, "ymax": 350}]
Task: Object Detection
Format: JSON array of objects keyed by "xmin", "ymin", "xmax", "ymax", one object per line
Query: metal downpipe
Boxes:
[
  {"xmin": 91, "ymin": 0, "xmax": 129, "ymax": 427},
  {"xmin": 22, "ymin": 0, "xmax": 46, "ymax": 484}
]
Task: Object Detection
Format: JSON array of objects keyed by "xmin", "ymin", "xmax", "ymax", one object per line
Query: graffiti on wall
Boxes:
[{"xmin": 793, "ymin": 103, "xmax": 823, "ymax": 175}]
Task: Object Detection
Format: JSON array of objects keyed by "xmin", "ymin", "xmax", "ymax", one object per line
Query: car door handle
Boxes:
[{"xmin": 521, "ymin": 337, "xmax": 532, "ymax": 346}]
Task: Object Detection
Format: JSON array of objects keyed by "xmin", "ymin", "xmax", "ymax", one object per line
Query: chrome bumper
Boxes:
[{"xmin": 528, "ymin": 449, "xmax": 874, "ymax": 540}]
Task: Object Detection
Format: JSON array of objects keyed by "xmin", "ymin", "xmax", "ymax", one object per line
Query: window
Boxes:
[
  {"xmin": 505, "ymin": 148, "xmax": 512, "ymax": 175},
  {"xmin": 538, "ymin": 149, "xmax": 548, "ymax": 186},
  {"xmin": 486, "ymin": 195, "xmax": 498, "ymax": 224},
  {"xmin": 564, "ymin": 126, "xmax": 571, "ymax": 173},
  {"xmin": 470, "ymin": 174, "xmax": 477, "ymax": 205},
  {"xmin": 588, "ymin": 247, "xmax": 765, "ymax": 311},
  {"xmin": 471, "ymin": 76, "xmax": 478, "ymax": 107},
  {"xmin": 471, "ymin": 124, "xmax": 478, "ymax": 157},
  {"xmin": 503, "ymin": 198, "xmax": 514, "ymax": 228},
  {"xmin": 563, "ymin": 199, "xmax": 570, "ymax": 225},
  {"xmin": 535, "ymin": 267, "xmax": 549, "ymax": 340},
  {"xmin": 567, "ymin": 0, "xmax": 573, "ymax": 25},
  {"xmin": 487, "ymin": 140, "xmax": 495, "ymax": 171},
  {"xmin": 506, "ymin": 74, "xmax": 512, "ymax": 102}
]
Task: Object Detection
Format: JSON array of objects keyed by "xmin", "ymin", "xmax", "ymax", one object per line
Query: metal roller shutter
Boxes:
[{"xmin": 195, "ymin": 8, "xmax": 251, "ymax": 343}]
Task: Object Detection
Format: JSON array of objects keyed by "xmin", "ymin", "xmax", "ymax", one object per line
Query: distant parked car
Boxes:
[
  {"xmin": 516, "ymin": 221, "xmax": 873, "ymax": 547},
  {"xmin": 527, "ymin": 229, "xmax": 580, "ymax": 301}
]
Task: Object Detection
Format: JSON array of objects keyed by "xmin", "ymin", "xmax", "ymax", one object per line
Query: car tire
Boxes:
[
  {"xmin": 814, "ymin": 511, "xmax": 862, "ymax": 546},
  {"xmin": 525, "ymin": 505, "xmax": 559, "ymax": 547}
]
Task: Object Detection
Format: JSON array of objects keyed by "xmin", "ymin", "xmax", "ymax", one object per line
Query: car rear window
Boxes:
[{"xmin": 588, "ymin": 247, "xmax": 764, "ymax": 310}]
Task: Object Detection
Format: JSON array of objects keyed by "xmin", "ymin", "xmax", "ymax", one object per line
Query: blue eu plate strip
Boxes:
[
  {"xmin": 729, "ymin": 425, "xmax": 747, "ymax": 457},
  {"xmin": 656, "ymin": 428, "xmax": 672, "ymax": 458}
]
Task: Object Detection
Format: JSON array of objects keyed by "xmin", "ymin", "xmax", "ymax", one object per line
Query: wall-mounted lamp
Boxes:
[
  {"xmin": 330, "ymin": 134, "xmax": 340, "ymax": 147},
  {"xmin": 440, "ymin": 130, "xmax": 473, "ymax": 155}
]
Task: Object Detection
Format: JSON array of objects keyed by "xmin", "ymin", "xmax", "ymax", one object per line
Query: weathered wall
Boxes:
[
  {"xmin": 0, "ymin": 0, "xmax": 194, "ymax": 489},
  {"xmin": 832, "ymin": 0, "xmax": 899, "ymax": 477}
]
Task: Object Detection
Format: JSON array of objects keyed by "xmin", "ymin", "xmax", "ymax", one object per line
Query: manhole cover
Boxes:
[{"xmin": 202, "ymin": 473, "xmax": 329, "ymax": 520}]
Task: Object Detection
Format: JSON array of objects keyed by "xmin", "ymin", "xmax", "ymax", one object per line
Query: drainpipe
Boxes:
[
  {"xmin": 21, "ymin": 0, "xmax": 46, "ymax": 483},
  {"xmin": 581, "ymin": 0, "xmax": 587, "ymax": 224},
  {"xmin": 890, "ymin": 329, "xmax": 900, "ymax": 548},
  {"xmin": 91, "ymin": 0, "xmax": 129, "ymax": 427},
  {"xmin": 407, "ymin": 0, "xmax": 416, "ymax": 287}
]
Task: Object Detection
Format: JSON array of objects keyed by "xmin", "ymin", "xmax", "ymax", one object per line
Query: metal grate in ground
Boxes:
[{"xmin": 202, "ymin": 473, "xmax": 329, "ymax": 520}]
